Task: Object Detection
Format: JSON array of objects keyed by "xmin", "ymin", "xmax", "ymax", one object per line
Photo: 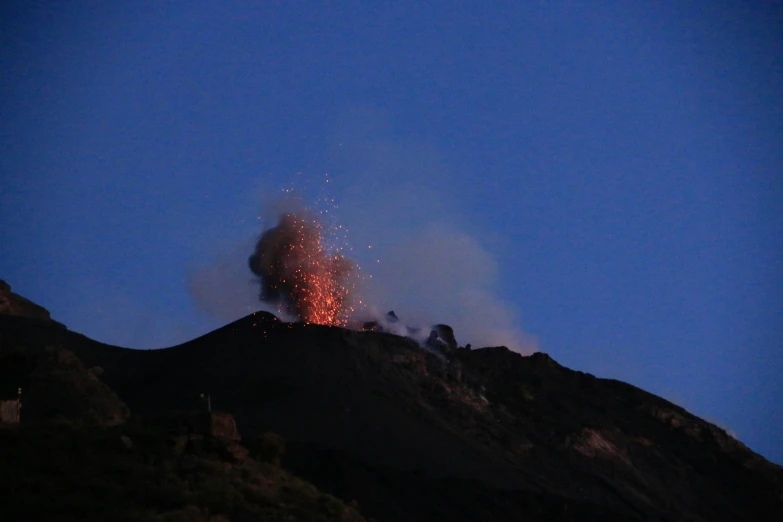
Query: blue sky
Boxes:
[{"xmin": 1, "ymin": 1, "xmax": 781, "ymax": 463}]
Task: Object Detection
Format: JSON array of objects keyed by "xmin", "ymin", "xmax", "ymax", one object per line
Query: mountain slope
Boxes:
[{"xmin": 1, "ymin": 311, "xmax": 781, "ymax": 522}]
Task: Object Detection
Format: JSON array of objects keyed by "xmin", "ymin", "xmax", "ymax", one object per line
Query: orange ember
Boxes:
[{"xmin": 249, "ymin": 213, "xmax": 354, "ymax": 326}]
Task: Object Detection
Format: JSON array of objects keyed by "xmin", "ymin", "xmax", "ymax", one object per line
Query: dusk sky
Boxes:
[{"xmin": 1, "ymin": 2, "xmax": 781, "ymax": 463}]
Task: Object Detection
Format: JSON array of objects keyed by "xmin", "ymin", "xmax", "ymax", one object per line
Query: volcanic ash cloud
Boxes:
[{"xmin": 248, "ymin": 212, "xmax": 355, "ymax": 326}]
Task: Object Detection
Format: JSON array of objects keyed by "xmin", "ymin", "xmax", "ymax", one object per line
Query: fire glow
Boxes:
[{"xmin": 248, "ymin": 212, "xmax": 356, "ymax": 326}]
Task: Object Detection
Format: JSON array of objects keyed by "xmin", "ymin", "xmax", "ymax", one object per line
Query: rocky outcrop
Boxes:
[
  {"xmin": 0, "ymin": 280, "xmax": 64, "ymax": 327},
  {"xmin": 0, "ymin": 342, "xmax": 129, "ymax": 425},
  {"xmin": 433, "ymin": 323, "xmax": 458, "ymax": 350}
]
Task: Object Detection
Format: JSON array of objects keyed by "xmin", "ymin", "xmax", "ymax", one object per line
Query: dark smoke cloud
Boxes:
[{"xmin": 248, "ymin": 211, "xmax": 355, "ymax": 325}]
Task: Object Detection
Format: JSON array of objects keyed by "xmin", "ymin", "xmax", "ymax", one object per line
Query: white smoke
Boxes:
[
  {"xmin": 327, "ymin": 107, "xmax": 537, "ymax": 353},
  {"xmin": 353, "ymin": 223, "xmax": 535, "ymax": 352}
]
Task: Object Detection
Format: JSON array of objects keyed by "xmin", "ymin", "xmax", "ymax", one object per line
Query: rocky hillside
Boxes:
[
  {"xmin": 0, "ymin": 339, "xmax": 129, "ymax": 425},
  {"xmin": 0, "ymin": 414, "xmax": 371, "ymax": 522},
  {"xmin": 0, "ymin": 317, "xmax": 372, "ymax": 522},
  {"xmin": 1, "ymin": 301, "xmax": 781, "ymax": 521}
]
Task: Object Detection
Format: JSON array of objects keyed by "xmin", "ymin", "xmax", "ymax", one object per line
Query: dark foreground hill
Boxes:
[{"xmin": 1, "ymin": 307, "xmax": 781, "ymax": 522}]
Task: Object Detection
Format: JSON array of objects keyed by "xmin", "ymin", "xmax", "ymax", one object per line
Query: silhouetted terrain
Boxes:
[{"xmin": 1, "ymin": 288, "xmax": 781, "ymax": 521}]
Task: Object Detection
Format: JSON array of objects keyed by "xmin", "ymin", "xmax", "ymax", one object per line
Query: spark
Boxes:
[{"xmin": 249, "ymin": 212, "xmax": 357, "ymax": 326}]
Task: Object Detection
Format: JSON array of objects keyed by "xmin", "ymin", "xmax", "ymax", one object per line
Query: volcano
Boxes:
[{"xmin": 0, "ymin": 286, "xmax": 781, "ymax": 522}]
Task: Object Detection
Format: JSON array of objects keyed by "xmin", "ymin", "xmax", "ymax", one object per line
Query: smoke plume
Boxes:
[
  {"xmin": 320, "ymin": 107, "xmax": 536, "ymax": 353},
  {"xmin": 190, "ymin": 108, "xmax": 536, "ymax": 353},
  {"xmin": 248, "ymin": 211, "xmax": 355, "ymax": 326}
]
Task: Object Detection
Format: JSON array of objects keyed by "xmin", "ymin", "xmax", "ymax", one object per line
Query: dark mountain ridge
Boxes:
[{"xmin": 1, "ymin": 306, "xmax": 781, "ymax": 521}]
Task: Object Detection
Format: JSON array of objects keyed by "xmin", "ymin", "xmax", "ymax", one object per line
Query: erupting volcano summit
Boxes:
[{"xmin": 248, "ymin": 212, "xmax": 355, "ymax": 326}]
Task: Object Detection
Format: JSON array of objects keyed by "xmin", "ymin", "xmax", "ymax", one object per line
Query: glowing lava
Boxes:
[{"xmin": 249, "ymin": 212, "xmax": 355, "ymax": 326}]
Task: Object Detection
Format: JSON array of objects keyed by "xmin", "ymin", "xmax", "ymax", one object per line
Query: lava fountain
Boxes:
[{"xmin": 248, "ymin": 212, "xmax": 355, "ymax": 326}]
